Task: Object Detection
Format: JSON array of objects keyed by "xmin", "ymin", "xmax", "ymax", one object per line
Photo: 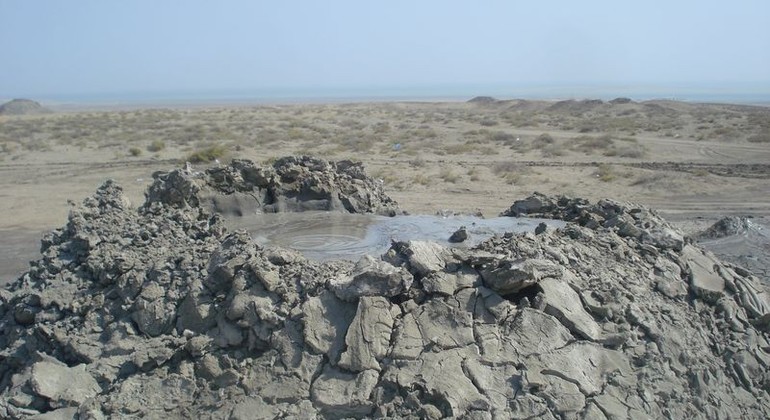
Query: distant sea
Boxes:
[{"xmin": 7, "ymin": 83, "xmax": 770, "ymax": 110}]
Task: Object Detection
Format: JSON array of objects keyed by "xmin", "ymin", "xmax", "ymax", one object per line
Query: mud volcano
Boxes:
[{"xmin": 1, "ymin": 157, "xmax": 769, "ymax": 419}]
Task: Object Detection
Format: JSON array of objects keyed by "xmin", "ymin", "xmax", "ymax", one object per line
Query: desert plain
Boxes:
[{"xmin": 1, "ymin": 97, "xmax": 769, "ymax": 284}]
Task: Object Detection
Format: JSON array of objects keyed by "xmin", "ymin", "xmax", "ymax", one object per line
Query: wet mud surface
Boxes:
[{"xmin": 226, "ymin": 212, "xmax": 565, "ymax": 262}]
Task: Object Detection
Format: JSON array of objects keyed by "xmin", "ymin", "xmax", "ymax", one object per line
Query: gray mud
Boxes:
[
  {"xmin": 697, "ymin": 218, "xmax": 770, "ymax": 283},
  {"xmin": 1, "ymin": 159, "xmax": 769, "ymax": 419},
  {"xmin": 227, "ymin": 212, "xmax": 565, "ymax": 262}
]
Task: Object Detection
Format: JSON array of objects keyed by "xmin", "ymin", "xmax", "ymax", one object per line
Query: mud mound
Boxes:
[
  {"xmin": 697, "ymin": 216, "xmax": 753, "ymax": 240},
  {"xmin": 0, "ymin": 99, "xmax": 51, "ymax": 116},
  {"xmin": 1, "ymin": 164, "xmax": 770, "ymax": 418},
  {"xmin": 501, "ymin": 191, "xmax": 686, "ymax": 251},
  {"xmin": 146, "ymin": 156, "xmax": 402, "ymax": 216}
]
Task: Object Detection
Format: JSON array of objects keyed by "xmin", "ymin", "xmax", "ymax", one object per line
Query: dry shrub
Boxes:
[
  {"xmin": 492, "ymin": 161, "xmax": 523, "ymax": 175},
  {"xmin": 409, "ymin": 157, "xmax": 427, "ymax": 167},
  {"xmin": 445, "ymin": 143, "xmax": 474, "ymax": 155},
  {"xmin": 439, "ymin": 168, "xmax": 460, "ymax": 183},
  {"xmin": 187, "ymin": 144, "xmax": 227, "ymax": 163},
  {"xmin": 533, "ymin": 133, "xmax": 555, "ymax": 146},
  {"xmin": 147, "ymin": 140, "xmax": 165, "ymax": 152},
  {"xmin": 631, "ymin": 173, "xmax": 666, "ymax": 186},
  {"xmin": 595, "ymin": 164, "xmax": 616, "ymax": 182},
  {"xmin": 747, "ymin": 132, "xmax": 770, "ymax": 143},
  {"xmin": 612, "ymin": 145, "xmax": 646, "ymax": 158},
  {"xmin": 412, "ymin": 174, "xmax": 432, "ymax": 186},
  {"xmin": 573, "ymin": 135, "xmax": 613, "ymax": 154},
  {"xmin": 540, "ymin": 144, "xmax": 565, "ymax": 157},
  {"xmin": 487, "ymin": 131, "xmax": 516, "ymax": 143}
]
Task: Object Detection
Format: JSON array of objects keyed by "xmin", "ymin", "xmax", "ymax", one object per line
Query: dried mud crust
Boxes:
[
  {"xmin": 1, "ymin": 158, "xmax": 769, "ymax": 419},
  {"xmin": 144, "ymin": 156, "xmax": 402, "ymax": 216}
]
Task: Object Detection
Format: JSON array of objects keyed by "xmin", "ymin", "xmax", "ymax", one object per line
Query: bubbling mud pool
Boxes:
[{"xmin": 226, "ymin": 212, "xmax": 566, "ymax": 261}]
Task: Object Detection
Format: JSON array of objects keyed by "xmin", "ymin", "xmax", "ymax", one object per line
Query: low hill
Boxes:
[
  {"xmin": 467, "ymin": 96, "xmax": 498, "ymax": 104},
  {"xmin": 0, "ymin": 98, "xmax": 51, "ymax": 115}
]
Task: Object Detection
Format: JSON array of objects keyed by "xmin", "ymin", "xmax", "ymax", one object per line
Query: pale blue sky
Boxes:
[{"xmin": 1, "ymin": 0, "xmax": 769, "ymax": 98}]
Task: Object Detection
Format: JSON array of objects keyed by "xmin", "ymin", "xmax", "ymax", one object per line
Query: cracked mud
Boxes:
[{"xmin": 1, "ymin": 157, "xmax": 769, "ymax": 419}]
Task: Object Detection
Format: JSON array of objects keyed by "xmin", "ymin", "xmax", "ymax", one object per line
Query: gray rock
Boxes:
[
  {"xmin": 331, "ymin": 255, "xmax": 413, "ymax": 301},
  {"xmin": 616, "ymin": 220, "xmax": 643, "ymax": 238},
  {"xmin": 131, "ymin": 298, "xmax": 175, "ymax": 337},
  {"xmin": 501, "ymin": 193, "xmax": 555, "ymax": 216},
  {"xmin": 229, "ymin": 397, "xmax": 276, "ymax": 420},
  {"xmin": 28, "ymin": 407, "xmax": 79, "ymax": 420},
  {"xmin": 422, "ymin": 267, "xmax": 480, "ymax": 295},
  {"xmin": 539, "ymin": 276, "xmax": 602, "ymax": 341},
  {"xmin": 310, "ymin": 367, "xmax": 378, "ymax": 417},
  {"xmin": 733, "ymin": 275, "xmax": 770, "ymax": 322},
  {"xmin": 480, "ymin": 258, "xmax": 562, "ymax": 295},
  {"xmin": 414, "ymin": 299, "xmax": 475, "ymax": 350},
  {"xmin": 508, "ymin": 394, "xmax": 554, "ymax": 419},
  {"xmin": 449, "ymin": 226, "xmax": 469, "ymax": 243},
  {"xmin": 339, "ymin": 296, "xmax": 398, "ymax": 371},
  {"xmin": 391, "ymin": 298, "xmax": 475, "ymax": 359},
  {"xmin": 655, "ymin": 277, "xmax": 688, "ymax": 299},
  {"xmin": 176, "ymin": 293, "xmax": 217, "ymax": 334},
  {"xmin": 462, "ymin": 358, "xmax": 520, "ymax": 417},
  {"xmin": 683, "ymin": 245, "xmax": 725, "ymax": 303},
  {"xmin": 30, "ymin": 360, "xmax": 100, "ymax": 407},
  {"xmin": 240, "ymin": 354, "xmax": 320, "ymax": 404},
  {"xmin": 507, "ymin": 308, "xmax": 573, "ymax": 356},
  {"xmin": 380, "ymin": 348, "xmax": 490, "ymax": 417},
  {"xmin": 98, "ymin": 373, "xmax": 197, "ymax": 417},
  {"xmin": 653, "ymin": 257, "xmax": 688, "ymax": 298},
  {"xmin": 302, "ymin": 290, "xmax": 357, "ymax": 362},
  {"xmin": 540, "ymin": 376, "xmax": 586, "ymax": 414},
  {"xmin": 526, "ymin": 342, "xmax": 630, "ymax": 395},
  {"xmin": 390, "ymin": 312, "xmax": 424, "ymax": 360},
  {"xmin": 392, "ymin": 240, "xmax": 448, "ymax": 277},
  {"xmin": 643, "ymin": 226, "xmax": 685, "ymax": 251}
]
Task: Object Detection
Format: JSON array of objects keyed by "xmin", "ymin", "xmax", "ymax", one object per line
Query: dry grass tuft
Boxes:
[{"xmin": 187, "ymin": 144, "xmax": 227, "ymax": 163}]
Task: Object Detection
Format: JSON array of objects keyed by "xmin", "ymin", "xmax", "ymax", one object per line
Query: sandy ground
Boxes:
[{"xmin": 1, "ymin": 98, "xmax": 769, "ymax": 284}]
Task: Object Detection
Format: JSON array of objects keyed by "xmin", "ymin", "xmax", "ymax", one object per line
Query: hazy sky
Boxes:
[{"xmin": 1, "ymin": 0, "xmax": 769, "ymax": 97}]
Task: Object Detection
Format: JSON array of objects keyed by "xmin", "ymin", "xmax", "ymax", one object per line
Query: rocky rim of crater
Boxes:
[{"xmin": 0, "ymin": 157, "xmax": 769, "ymax": 419}]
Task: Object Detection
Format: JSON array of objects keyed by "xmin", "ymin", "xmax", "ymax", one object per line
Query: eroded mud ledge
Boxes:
[{"xmin": 1, "ymin": 157, "xmax": 769, "ymax": 419}]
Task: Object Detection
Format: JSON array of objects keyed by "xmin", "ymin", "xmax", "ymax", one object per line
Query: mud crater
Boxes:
[{"xmin": 225, "ymin": 211, "xmax": 566, "ymax": 261}]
